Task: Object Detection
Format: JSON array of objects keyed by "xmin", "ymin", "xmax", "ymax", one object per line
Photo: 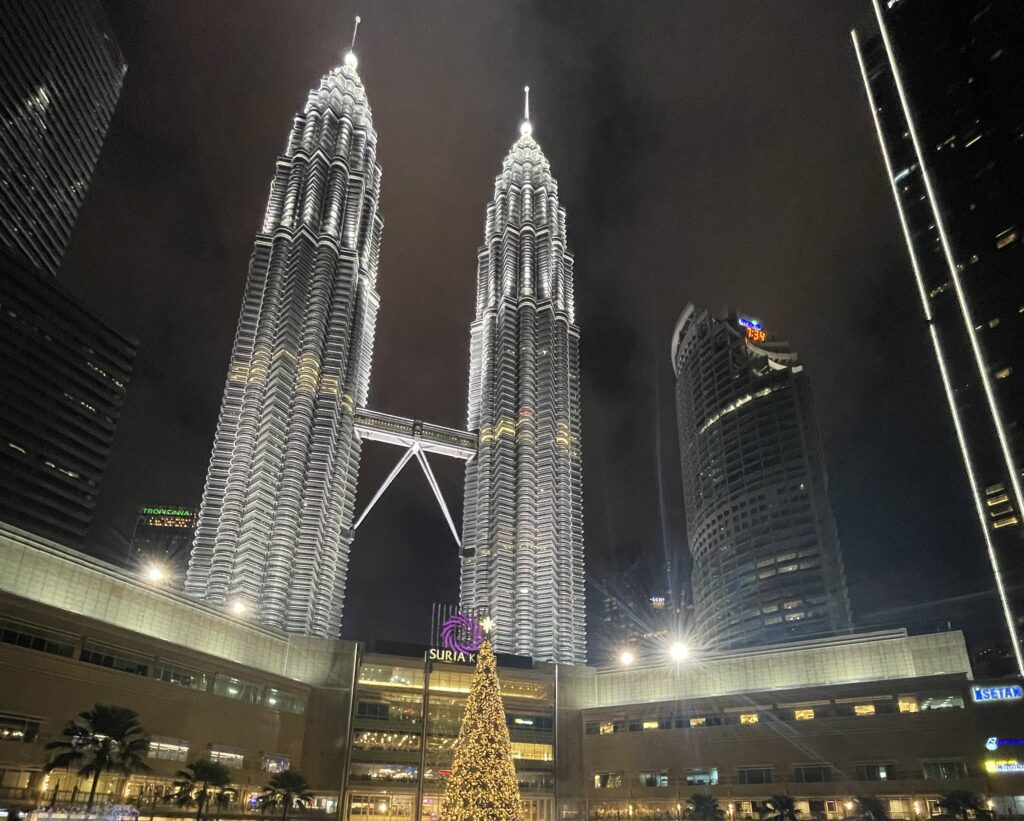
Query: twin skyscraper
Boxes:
[{"xmin": 183, "ymin": 33, "xmax": 587, "ymax": 664}]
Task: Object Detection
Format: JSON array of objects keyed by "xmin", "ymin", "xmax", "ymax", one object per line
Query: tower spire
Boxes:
[
  {"xmin": 344, "ymin": 15, "xmax": 361, "ymax": 70},
  {"xmin": 520, "ymin": 85, "xmax": 533, "ymax": 138}
]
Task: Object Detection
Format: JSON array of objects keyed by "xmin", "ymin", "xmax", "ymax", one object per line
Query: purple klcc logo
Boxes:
[{"xmin": 441, "ymin": 613, "xmax": 483, "ymax": 654}]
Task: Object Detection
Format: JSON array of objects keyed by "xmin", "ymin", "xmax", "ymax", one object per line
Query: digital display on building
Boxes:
[
  {"xmin": 971, "ymin": 684, "xmax": 1023, "ymax": 703},
  {"xmin": 738, "ymin": 316, "xmax": 766, "ymax": 343}
]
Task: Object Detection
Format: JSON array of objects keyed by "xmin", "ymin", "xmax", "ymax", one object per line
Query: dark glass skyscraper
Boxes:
[
  {"xmin": 185, "ymin": 45, "xmax": 382, "ymax": 637},
  {"xmin": 672, "ymin": 305, "xmax": 852, "ymax": 649},
  {"xmin": 0, "ymin": 0, "xmax": 126, "ymax": 276},
  {"xmin": 460, "ymin": 100, "xmax": 586, "ymax": 664},
  {"xmin": 0, "ymin": 249, "xmax": 136, "ymax": 547},
  {"xmin": 853, "ymin": 0, "xmax": 1024, "ymax": 673}
]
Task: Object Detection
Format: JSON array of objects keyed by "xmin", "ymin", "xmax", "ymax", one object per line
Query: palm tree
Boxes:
[
  {"xmin": 258, "ymin": 771, "xmax": 314, "ymax": 821},
  {"xmin": 855, "ymin": 796, "xmax": 891, "ymax": 821},
  {"xmin": 688, "ymin": 794, "xmax": 724, "ymax": 821},
  {"xmin": 938, "ymin": 792, "xmax": 991, "ymax": 821},
  {"xmin": 44, "ymin": 704, "xmax": 151, "ymax": 810},
  {"xmin": 173, "ymin": 760, "xmax": 233, "ymax": 821},
  {"xmin": 764, "ymin": 796, "xmax": 800, "ymax": 821}
]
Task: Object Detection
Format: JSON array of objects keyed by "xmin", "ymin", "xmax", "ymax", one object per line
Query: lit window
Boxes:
[
  {"xmin": 638, "ymin": 771, "xmax": 669, "ymax": 788},
  {"xmin": 993, "ymin": 516, "xmax": 1019, "ymax": 529},
  {"xmin": 690, "ymin": 717, "xmax": 707, "ymax": 727},
  {"xmin": 986, "ymin": 483, "xmax": 1006, "ymax": 495},
  {"xmin": 593, "ymin": 773, "xmax": 622, "ymax": 789},
  {"xmin": 599, "ymin": 722, "xmax": 615, "ymax": 735},
  {"xmin": 995, "ymin": 367, "xmax": 1012, "ymax": 380},
  {"xmin": 262, "ymin": 755, "xmax": 290, "ymax": 773},
  {"xmin": 740, "ymin": 713, "xmax": 759, "ymax": 725},
  {"xmin": 642, "ymin": 720, "xmax": 659, "ymax": 731},
  {"xmin": 898, "ymin": 697, "xmax": 919, "ymax": 713},
  {"xmin": 794, "ymin": 709, "xmax": 815, "ymax": 721},
  {"xmin": 854, "ymin": 705, "xmax": 876, "ymax": 717},
  {"xmin": 509, "ymin": 742, "xmax": 552, "ymax": 761},
  {"xmin": 685, "ymin": 769, "xmax": 718, "ymax": 786},
  {"xmin": 987, "ymin": 494, "xmax": 1010, "ymax": 507},
  {"xmin": 922, "ymin": 760, "xmax": 967, "ymax": 780},
  {"xmin": 148, "ymin": 738, "xmax": 189, "ymax": 762},
  {"xmin": 209, "ymin": 749, "xmax": 244, "ymax": 769},
  {"xmin": 996, "ymin": 229, "xmax": 1018, "ymax": 249}
]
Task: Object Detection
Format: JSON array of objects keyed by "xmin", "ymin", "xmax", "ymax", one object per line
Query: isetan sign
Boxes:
[{"xmin": 971, "ymin": 684, "xmax": 1023, "ymax": 703}]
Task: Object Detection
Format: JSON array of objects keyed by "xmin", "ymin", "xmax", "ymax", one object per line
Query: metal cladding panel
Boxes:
[
  {"xmin": 186, "ymin": 59, "xmax": 381, "ymax": 638},
  {"xmin": 461, "ymin": 128, "xmax": 586, "ymax": 664}
]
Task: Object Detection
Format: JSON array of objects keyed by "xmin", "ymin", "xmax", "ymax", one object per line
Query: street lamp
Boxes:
[
  {"xmin": 230, "ymin": 599, "xmax": 248, "ymax": 616},
  {"xmin": 619, "ymin": 649, "xmax": 636, "ymax": 667},
  {"xmin": 142, "ymin": 563, "xmax": 168, "ymax": 585},
  {"xmin": 669, "ymin": 641, "xmax": 690, "ymax": 662}
]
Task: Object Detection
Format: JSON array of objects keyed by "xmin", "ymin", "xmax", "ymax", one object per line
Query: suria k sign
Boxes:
[{"xmin": 971, "ymin": 683, "xmax": 1024, "ymax": 703}]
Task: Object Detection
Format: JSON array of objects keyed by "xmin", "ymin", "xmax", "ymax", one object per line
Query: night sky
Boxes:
[{"xmin": 60, "ymin": 1, "xmax": 1002, "ymax": 652}]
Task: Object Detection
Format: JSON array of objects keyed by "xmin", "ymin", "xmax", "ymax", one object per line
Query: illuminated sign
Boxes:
[
  {"xmin": 972, "ymin": 684, "xmax": 1023, "ymax": 703},
  {"xmin": 737, "ymin": 316, "xmax": 762, "ymax": 330},
  {"xmin": 985, "ymin": 759, "xmax": 1024, "ymax": 774},
  {"xmin": 441, "ymin": 613, "xmax": 483, "ymax": 654},
  {"xmin": 427, "ymin": 647, "xmax": 476, "ymax": 664},
  {"xmin": 141, "ymin": 507, "xmax": 193, "ymax": 518},
  {"xmin": 745, "ymin": 326, "xmax": 767, "ymax": 343},
  {"xmin": 987, "ymin": 738, "xmax": 1024, "ymax": 751}
]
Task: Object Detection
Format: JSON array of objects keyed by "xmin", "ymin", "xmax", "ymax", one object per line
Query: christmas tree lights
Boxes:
[{"xmin": 440, "ymin": 640, "xmax": 524, "ymax": 821}]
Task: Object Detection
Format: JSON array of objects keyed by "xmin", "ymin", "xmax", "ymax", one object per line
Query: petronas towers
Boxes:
[
  {"xmin": 185, "ymin": 49, "xmax": 381, "ymax": 635},
  {"xmin": 185, "ymin": 37, "xmax": 586, "ymax": 664},
  {"xmin": 460, "ymin": 113, "xmax": 586, "ymax": 664}
]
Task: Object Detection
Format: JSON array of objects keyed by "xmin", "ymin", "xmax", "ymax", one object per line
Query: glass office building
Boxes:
[
  {"xmin": 0, "ymin": 0, "xmax": 126, "ymax": 276},
  {"xmin": 672, "ymin": 305, "xmax": 852, "ymax": 649},
  {"xmin": 0, "ymin": 249, "xmax": 136, "ymax": 547},
  {"xmin": 852, "ymin": 0, "xmax": 1024, "ymax": 672}
]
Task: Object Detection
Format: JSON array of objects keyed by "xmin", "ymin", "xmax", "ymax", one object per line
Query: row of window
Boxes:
[
  {"xmin": 0, "ymin": 617, "xmax": 306, "ymax": 715},
  {"xmin": 146, "ymin": 737, "xmax": 289, "ymax": 773},
  {"xmin": 585, "ymin": 694, "xmax": 962, "ymax": 735},
  {"xmin": 592, "ymin": 761, "xmax": 969, "ymax": 789}
]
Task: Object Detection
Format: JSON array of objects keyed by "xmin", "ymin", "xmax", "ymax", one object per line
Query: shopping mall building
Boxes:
[{"xmin": 1, "ymin": 525, "xmax": 1022, "ymax": 821}]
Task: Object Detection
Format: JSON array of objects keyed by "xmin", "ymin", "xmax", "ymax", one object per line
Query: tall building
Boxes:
[
  {"xmin": 0, "ymin": 249, "xmax": 136, "ymax": 548},
  {"xmin": 0, "ymin": 0, "xmax": 126, "ymax": 276},
  {"xmin": 185, "ymin": 43, "xmax": 382, "ymax": 637},
  {"xmin": 460, "ymin": 95, "xmax": 586, "ymax": 664},
  {"xmin": 852, "ymin": 0, "xmax": 1024, "ymax": 673},
  {"xmin": 129, "ymin": 505, "xmax": 197, "ymax": 565},
  {"xmin": 672, "ymin": 305, "xmax": 852, "ymax": 649}
]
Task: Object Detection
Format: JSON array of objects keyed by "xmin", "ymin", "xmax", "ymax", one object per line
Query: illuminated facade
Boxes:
[
  {"xmin": 186, "ymin": 45, "xmax": 382, "ymax": 636},
  {"xmin": 852, "ymin": 0, "xmax": 1024, "ymax": 674},
  {"xmin": 5, "ymin": 527, "xmax": 1024, "ymax": 821},
  {"xmin": 460, "ymin": 99, "xmax": 586, "ymax": 664},
  {"xmin": 672, "ymin": 305, "xmax": 852, "ymax": 649},
  {"xmin": 1, "ymin": 0, "xmax": 126, "ymax": 276}
]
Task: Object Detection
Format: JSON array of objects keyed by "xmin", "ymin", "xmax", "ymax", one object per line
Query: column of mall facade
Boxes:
[
  {"xmin": 185, "ymin": 55, "xmax": 382, "ymax": 636},
  {"xmin": 460, "ymin": 123, "xmax": 586, "ymax": 664},
  {"xmin": 852, "ymin": 0, "xmax": 1024, "ymax": 671}
]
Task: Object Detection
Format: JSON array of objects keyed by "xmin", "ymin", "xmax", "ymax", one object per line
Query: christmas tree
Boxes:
[{"xmin": 440, "ymin": 639, "xmax": 524, "ymax": 821}]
